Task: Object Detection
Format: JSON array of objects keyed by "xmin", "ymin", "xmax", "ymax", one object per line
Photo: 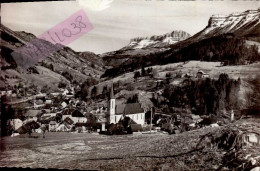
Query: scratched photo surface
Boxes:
[{"xmin": 1, "ymin": 0, "xmax": 260, "ymax": 171}]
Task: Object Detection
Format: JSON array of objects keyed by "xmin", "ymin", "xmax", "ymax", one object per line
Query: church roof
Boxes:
[
  {"xmin": 115, "ymin": 103, "xmax": 144, "ymax": 115},
  {"xmin": 116, "ymin": 104, "xmax": 126, "ymax": 114}
]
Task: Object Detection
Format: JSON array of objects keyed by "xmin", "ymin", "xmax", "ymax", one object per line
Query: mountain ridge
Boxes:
[
  {"xmin": 125, "ymin": 30, "xmax": 191, "ymax": 50},
  {"xmin": 0, "ymin": 24, "xmax": 104, "ymax": 91},
  {"xmin": 101, "ymin": 8, "xmax": 260, "ymax": 78}
]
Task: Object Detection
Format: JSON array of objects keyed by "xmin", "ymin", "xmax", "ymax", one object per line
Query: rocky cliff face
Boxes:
[
  {"xmin": 193, "ymin": 8, "xmax": 260, "ymax": 40},
  {"xmin": 101, "ymin": 30, "xmax": 191, "ymax": 67},
  {"xmin": 127, "ymin": 31, "xmax": 191, "ymax": 49}
]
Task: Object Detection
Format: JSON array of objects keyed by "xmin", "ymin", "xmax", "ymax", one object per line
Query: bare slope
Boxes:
[{"xmin": 0, "ymin": 24, "xmax": 104, "ymax": 91}]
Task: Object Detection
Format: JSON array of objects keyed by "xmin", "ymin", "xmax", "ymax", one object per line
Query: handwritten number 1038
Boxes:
[
  {"xmin": 46, "ymin": 15, "xmax": 86, "ymax": 43},
  {"xmin": 67, "ymin": 15, "xmax": 86, "ymax": 36}
]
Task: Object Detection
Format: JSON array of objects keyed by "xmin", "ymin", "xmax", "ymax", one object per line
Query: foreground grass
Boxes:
[{"xmin": 0, "ymin": 118, "xmax": 259, "ymax": 170}]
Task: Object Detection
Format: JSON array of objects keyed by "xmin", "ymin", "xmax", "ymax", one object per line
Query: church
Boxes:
[{"xmin": 107, "ymin": 85, "xmax": 145, "ymax": 125}]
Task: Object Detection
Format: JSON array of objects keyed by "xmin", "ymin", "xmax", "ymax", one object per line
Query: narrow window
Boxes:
[{"xmin": 115, "ymin": 116, "xmax": 116, "ymax": 123}]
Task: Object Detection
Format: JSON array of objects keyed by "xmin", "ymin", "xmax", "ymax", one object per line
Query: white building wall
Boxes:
[
  {"xmin": 109, "ymin": 113, "xmax": 145, "ymax": 125},
  {"xmin": 62, "ymin": 115, "xmax": 87, "ymax": 123},
  {"xmin": 71, "ymin": 117, "xmax": 87, "ymax": 123},
  {"xmin": 115, "ymin": 115, "xmax": 122, "ymax": 123},
  {"xmin": 11, "ymin": 119, "xmax": 23, "ymax": 130},
  {"xmin": 110, "ymin": 115, "xmax": 116, "ymax": 124},
  {"xmin": 126, "ymin": 113, "xmax": 145, "ymax": 125}
]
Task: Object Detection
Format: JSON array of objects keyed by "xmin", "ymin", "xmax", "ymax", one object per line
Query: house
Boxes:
[
  {"xmin": 40, "ymin": 113, "xmax": 57, "ymax": 124},
  {"xmin": 61, "ymin": 101, "xmax": 67, "ymax": 108},
  {"xmin": 44, "ymin": 99, "xmax": 52, "ymax": 109},
  {"xmin": 197, "ymin": 70, "xmax": 209, "ymax": 79},
  {"xmin": 50, "ymin": 92, "xmax": 60, "ymax": 97},
  {"xmin": 45, "ymin": 99, "xmax": 52, "ymax": 104},
  {"xmin": 71, "ymin": 110, "xmax": 87, "ymax": 123},
  {"xmin": 25, "ymin": 109, "xmax": 41, "ymax": 122},
  {"xmin": 35, "ymin": 93, "xmax": 46, "ymax": 99},
  {"xmin": 10, "ymin": 119, "xmax": 23, "ymax": 131},
  {"xmin": 56, "ymin": 124, "xmax": 70, "ymax": 132},
  {"xmin": 49, "ymin": 121, "xmax": 57, "ymax": 132},
  {"xmin": 64, "ymin": 117, "xmax": 74, "ymax": 125},
  {"xmin": 33, "ymin": 99, "xmax": 45, "ymax": 109},
  {"xmin": 107, "ymin": 84, "xmax": 145, "ymax": 125},
  {"xmin": 62, "ymin": 89, "xmax": 69, "ymax": 95},
  {"xmin": 241, "ymin": 132, "xmax": 260, "ymax": 147},
  {"xmin": 62, "ymin": 108, "xmax": 75, "ymax": 120},
  {"xmin": 96, "ymin": 116, "xmax": 107, "ymax": 132},
  {"xmin": 0, "ymin": 90, "xmax": 13, "ymax": 97},
  {"xmin": 62, "ymin": 108, "xmax": 87, "ymax": 124}
]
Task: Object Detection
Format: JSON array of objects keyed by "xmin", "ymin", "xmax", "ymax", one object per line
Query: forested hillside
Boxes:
[{"xmin": 102, "ymin": 34, "xmax": 260, "ymax": 78}]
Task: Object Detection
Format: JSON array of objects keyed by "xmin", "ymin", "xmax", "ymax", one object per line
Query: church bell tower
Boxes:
[{"xmin": 108, "ymin": 83, "xmax": 116, "ymax": 123}]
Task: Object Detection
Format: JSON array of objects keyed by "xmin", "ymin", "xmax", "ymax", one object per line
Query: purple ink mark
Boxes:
[{"xmin": 11, "ymin": 9, "xmax": 93, "ymax": 70}]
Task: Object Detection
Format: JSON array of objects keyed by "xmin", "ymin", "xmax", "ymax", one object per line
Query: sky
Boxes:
[{"xmin": 2, "ymin": 0, "xmax": 260, "ymax": 54}]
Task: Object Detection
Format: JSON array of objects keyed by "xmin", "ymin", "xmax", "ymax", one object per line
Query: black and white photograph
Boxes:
[{"xmin": 0, "ymin": 0, "xmax": 260, "ymax": 170}]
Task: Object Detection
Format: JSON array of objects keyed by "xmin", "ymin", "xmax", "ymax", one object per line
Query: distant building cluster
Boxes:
[{"xmin": 5, "ymin": 83, "xmax": 146, "ymax": 135}]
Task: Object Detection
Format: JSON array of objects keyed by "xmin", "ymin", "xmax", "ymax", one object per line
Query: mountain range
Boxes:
[
  {"xmin": 1, "ymin": 8, "xmax": 260, "ymax": 90},
  {"xmin": 101, "ymin": 8, "xmax": 260, "ymax": 78}
]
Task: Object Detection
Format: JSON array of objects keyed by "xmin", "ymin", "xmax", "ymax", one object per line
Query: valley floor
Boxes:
[{"xmin": 0, "ymin": 118, "xmax": 259, "ymax": 171}]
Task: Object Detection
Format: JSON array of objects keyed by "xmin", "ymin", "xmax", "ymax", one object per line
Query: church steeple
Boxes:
[
  {"xmin": 110, "ymin": 83, "xmax": 115, "ymax": 99},
  {"xmin": 109, "ymin": 83, "xmax": 116, "ymax": 118}
]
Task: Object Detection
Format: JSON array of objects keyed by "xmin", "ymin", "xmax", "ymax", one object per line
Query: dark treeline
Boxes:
[
  {"xmin": 157, "ymin": 73, "xmax": 241, "ymax": 115},
  {"xmin": 165, "ymin": 34, "xmax": 260, "ymax": 65},
  {"xmin": 102, "ymin": 34, "xmax": 260, "ymax": 78}
]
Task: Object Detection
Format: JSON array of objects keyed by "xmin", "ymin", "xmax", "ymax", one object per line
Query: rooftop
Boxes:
[{"xmin": 115, "ymin": 103, "xmax": 144, "ymax": 115}]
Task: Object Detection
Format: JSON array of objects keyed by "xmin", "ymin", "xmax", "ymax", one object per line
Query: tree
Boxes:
[
  {"xmin": 152, "ymin": 68, "xmax": 158, "ymax": 78},
  {"xmin": 49, "ymin": 64, "xmax": 54, "ymax": 71},
  {"xmin": 86, "ymin": 114, "xmax": 97, "ymax": 130},
  {"xmin": 58, "ymin": 81, "xmax": 67, "ymax": 88},
  {"xmin": 147, "ymin": 67, "xmax": 153, "ymax": 74},
  {"xmin": 41, "ymin": 85, "xmax": 48, "ymax": 93},
  {"xmin": 134, "ymin": 71, "xmax": 141, "ymax": 80},
  {"xmin": 127, "ymin": 94, "xmax": 138, "ymax": 103},
  {"xmin": 80, "ymin": 81, "xmax": 89, "ymax": 100},
  {"xmin": 166, "ymin": 73, "xmax": 172, "ymax": 84},
  {"xmin": 91, "ymin": 86, "xmax": 97, "ymax": 99},
  {"xmin": 141, "ymin": 66, "xmax": 146, "ymax": 76},
  {"xmin": 62, "ymin": 71, "xmax": 73, "ymax": 81},
  {"xmin": 102, "ymin": 85, "xmax": 109, "ymax": 98}
]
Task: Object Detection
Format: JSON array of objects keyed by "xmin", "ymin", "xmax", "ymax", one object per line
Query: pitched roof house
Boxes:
[
  {"xmin": 62, "ymin": 108, "xmax": 87, "ymax": 124},
  {"xmin": 49, "ymin": 121, "xmax": 57, "ymax": 132},
  {"xmin": 197, "ymin": 70, "xmax": 209, "ymax": 79}
]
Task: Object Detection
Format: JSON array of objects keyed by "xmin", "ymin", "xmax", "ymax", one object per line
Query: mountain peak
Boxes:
[
  {"xmin": 126, "ymin": 30, "xmax": 191, "ymax": 50},
  {"xmin": 204, "ymin": 8, "xmax": 260, "ymax": 36}
]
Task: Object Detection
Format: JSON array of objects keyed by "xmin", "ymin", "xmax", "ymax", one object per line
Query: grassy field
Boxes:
[{"xmin": 1, "ymin": 118, "xmax": 259, "ymax": 170}]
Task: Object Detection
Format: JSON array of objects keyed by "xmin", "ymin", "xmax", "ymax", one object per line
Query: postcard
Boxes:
[{"xmin": 1, "ymin": 0, "xmax": 260, "ymax": 170}]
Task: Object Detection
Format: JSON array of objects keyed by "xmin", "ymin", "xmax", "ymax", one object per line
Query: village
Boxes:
[
  {"xmin": 1, "ymin": 67, "xmax": 259, "ymax": 171},
  {"xmin": 1, "ymin": 69, "xmax": 226, "ymax": 138}
]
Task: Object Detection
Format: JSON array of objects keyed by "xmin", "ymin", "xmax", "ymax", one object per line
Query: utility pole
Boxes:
[
  {"xmin": 231, "ymin": 109, "xmax": 234, "ymax": 121},
  {"xmin": 150, "ymin": 107, "xmax": 153, "ymax": 132}
]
